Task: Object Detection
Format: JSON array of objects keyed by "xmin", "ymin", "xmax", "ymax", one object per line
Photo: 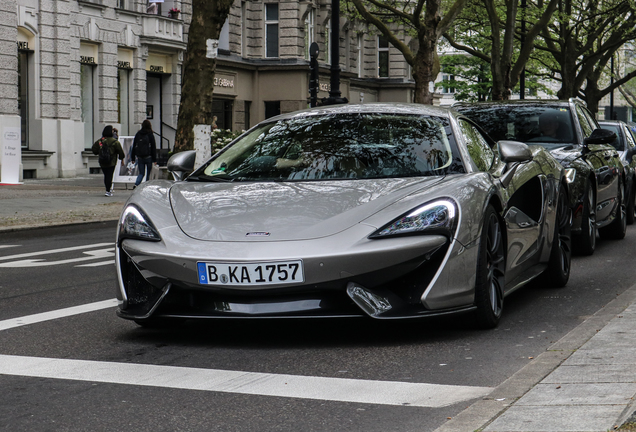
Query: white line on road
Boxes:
[
  {"xmin": 0, "ymin": 299, "xmax": 119, "ymax": 331},
  {"xmin": 0, "ymin": 245, "xmax": 20, "ymax": 249},
  {"xmin": 76, "ymin": 260, "xmax": 115, "ymax": 267},
  {"xmin": 0, "ymin": 354, "xmax": 493, "ymax": 408},
  {"xmin": 0, "ymin": 243, "xmax": 112, "ymax": 261}
]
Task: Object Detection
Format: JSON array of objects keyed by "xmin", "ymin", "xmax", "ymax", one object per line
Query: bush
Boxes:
[{"xmin": 211, "ymin": 129, "xmax": 243, "ymax": 154}]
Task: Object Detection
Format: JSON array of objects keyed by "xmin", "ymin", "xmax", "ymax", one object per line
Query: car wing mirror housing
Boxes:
[
  {"xmin": 167, "ymin": 150, "xmax": 196, "ymax": 181},
  {"xmin": 498, "ymin": 140, "xmax": 533, "ymax": 188},
  {"xmin": 584, "ymin": 128, "xmax": 617, "ymax": 146}
]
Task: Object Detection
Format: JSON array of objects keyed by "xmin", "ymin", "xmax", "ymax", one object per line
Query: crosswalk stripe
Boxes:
[
  {"xmin": 0, "ymin": 354, "xmax": 493, "ymax": 408},
  {"xmin": 0, "ymin": 299, "xmax": 119, "ymax": 331}
]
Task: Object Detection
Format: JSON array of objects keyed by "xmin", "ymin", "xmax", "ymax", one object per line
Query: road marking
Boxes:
[
  {"xmin": 0, "ymin": 248, "xmax": 115, "ymax": 268},
  {"xmin": 0, "ymin": 245, "xmax": 20, "ymax": 249},
  {"xmin": 0, "ymin": 299, "xmax": 119, "ymax": 331},
  {"xmin": 0, "ymin": 243, "xmax": 112, "ymax": 262},
  {"xmin": 76, "ymin": 260, "xmax": 115, "ymax": 267},
  {"xmin": 0, "ymin": 354, "xmax": 493, "ymax": 408}
]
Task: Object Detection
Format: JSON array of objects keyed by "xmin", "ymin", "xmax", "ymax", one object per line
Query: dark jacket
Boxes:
[
  {"xmin": 92, "ymin": 137, "xmax": 125, "ymax": 167},
  {"xmin": 131, "ymin": 129, "xmax": 157, "ymax": 162}
]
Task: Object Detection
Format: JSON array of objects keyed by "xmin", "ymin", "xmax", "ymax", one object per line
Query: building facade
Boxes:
[
  {"xmin": 3, "ymin": 0, "xmax": 187, "ymax": 180},
  {"xmin": 1, "ymin": 0, "xmax": 424, "ymax": 180}
]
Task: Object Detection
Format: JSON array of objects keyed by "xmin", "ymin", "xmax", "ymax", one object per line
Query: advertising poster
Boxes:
[
  {"xmin": 112, "ymin": 136, "xmax": 138, "ymax": 184},
  {"xmin": 1, "ymin": 127, "xmax": 21, "ymax": 184}
]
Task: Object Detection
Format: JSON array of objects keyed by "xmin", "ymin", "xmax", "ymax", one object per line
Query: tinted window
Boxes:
[
  {"xmin": 459, "ymin": 120, "xmax": 494, "ymax": 171},
  {"xmin": 626, "ymin": 126, "xmax": 636, "ymax": 149},
  {"xmin": 600, "ymin": 124, "xmax": 622, "ymax": 150},
  {"xmin": 198, "ymin": 114, "xmax": 465, "ymax": 181},
  {"xmin": 457, "ymin": 105, "xmax": 576, "ymax": 148},
  {"xmin": 575, "ymin": 105, "xmax": 594, "ymax": 137}
]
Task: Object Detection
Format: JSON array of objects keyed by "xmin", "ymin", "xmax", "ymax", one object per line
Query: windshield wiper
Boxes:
[{"xmin": 188, "ymin": 174, "xmax": 233, "ymax": 182}]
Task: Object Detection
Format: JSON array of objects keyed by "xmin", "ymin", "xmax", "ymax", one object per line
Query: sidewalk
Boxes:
[
  {"xmin": 2, "ymin": 177, "xmax": 636, "ymax": 431},
  {"xmin": 0, "ymin": 175, "xmax": 133, "ymax": 232}
]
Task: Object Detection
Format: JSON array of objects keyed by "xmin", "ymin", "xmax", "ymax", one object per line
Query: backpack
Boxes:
[
  {"xmin": 136, "ymin": 133, "xmax": 151, "ymax": 158},
  {"xmin": 98, "ymin": 139, "xmax": 112, "ymax": 165}
]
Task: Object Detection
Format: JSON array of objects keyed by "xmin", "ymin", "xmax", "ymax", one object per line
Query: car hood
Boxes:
[
  {"xmin": 170, "ymin": 178, "xmax": 444, "ymax": 241},
  {"xmin": 546, "ymin": 145, "xmax": 583, "ymax": 166}
]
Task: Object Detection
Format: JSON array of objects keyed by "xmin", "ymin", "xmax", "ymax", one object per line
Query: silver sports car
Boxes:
[{"xmin": 116, "ymin": 103, "xmax": 570, "ymax": 329}]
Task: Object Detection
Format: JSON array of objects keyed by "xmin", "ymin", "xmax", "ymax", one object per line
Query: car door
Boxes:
[
  {"xmin": 575, "ymin": 105, "xmax": 620, "ymax": 223},
  {"xmin": 458, "ymin": 120, "xmax": 544, "ymax": 286}
]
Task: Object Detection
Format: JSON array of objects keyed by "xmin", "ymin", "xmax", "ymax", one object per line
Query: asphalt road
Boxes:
[{"xmin": 0, "ymin": 222, "xmax": 634, "ymax": 431}]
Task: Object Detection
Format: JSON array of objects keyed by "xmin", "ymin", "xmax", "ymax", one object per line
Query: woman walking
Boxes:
[
  {"xmin": 92, "ymin": 125, "xmax": 125, "ymax": 197},
  {"xmin": 131, "ymin": 120, "xmax": 157, "ymax": 188}
]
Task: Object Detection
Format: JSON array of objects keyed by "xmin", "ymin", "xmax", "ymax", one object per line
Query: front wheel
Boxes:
[
  {"xmin": 540, "ymin": 186, "xmax": 572, "ymax": 287},
  {"xmin": 599, "ymin": 178, "xmax": 627, "ymax": 240},
  {"xmin": 473, "ymin": 206, "xmax": 506, "ymax": 329},
  {"xmin": 572, "ymin": 184, "xmax": 596, "ymax": 256}
]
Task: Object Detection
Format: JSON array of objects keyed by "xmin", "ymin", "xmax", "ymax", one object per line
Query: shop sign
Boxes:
[
  {"xmin": 17, "ymin": 41, "xmax": 29, "ymax": 51},
  {"xmin": 149, "ymin": 65, "xmax": 165, "ymax": 73},
  {"xmin": 214, "ymin": 77, "xmax": 234, "ymax": 88},
  {"xmin": 117, "ymin": 61, "xmax": 132, "ymax": 69},
  {"xmin": 80, "ymin": 56, "xmax": 96, "ymax": 65},
  {"xmin": 319, "ymin": 82, "xmax": 331, "ymax": 92}
]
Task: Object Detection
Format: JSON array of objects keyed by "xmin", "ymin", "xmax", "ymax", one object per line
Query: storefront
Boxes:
[
  {"xmin": 17, "ymin": 28, "xmax": 35, "ymax": 150},
  {"xmin": 80, "ymin": 43, "xmax": 98, "ymax": 149}
]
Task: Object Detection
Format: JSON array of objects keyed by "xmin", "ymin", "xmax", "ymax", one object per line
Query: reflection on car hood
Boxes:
[
  {"xmin": 547, "ymin": 145, "xmax": 582, "ymax": 165},
  {"xmin": 170, "ymin": 178, "xmax": 444, "ymax": 241}
]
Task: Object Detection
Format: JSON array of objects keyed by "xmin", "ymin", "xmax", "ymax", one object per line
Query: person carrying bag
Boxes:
[{"xmin": 92, "ymin": 125, "xmax": 125, "ymax": 196}]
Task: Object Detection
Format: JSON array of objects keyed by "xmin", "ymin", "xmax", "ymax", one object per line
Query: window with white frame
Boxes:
[
  {"xmin": 357, "ymin": 34, "xmax": 363, "ymax": 77},
  {"xmin": 324, "ymin": 20, "xmax": 331, "ymax": 63},
  {"xmin": 378, "ymin": 36, "xmax": 389, "ymax": 77},
  {"xmin": 304, "ymin": 8, "xmax": 315, "ymax": 60},
  {"xmin": 219, "ymin": 18, "xmax": 230, "ymax": 51},
  {"xmin": 442, "ymin": 74, "xmax": 455, "ymax": 94},
  {"xmin": 265, "ymin": 3, "xmax": 279, "ymax": 58}
]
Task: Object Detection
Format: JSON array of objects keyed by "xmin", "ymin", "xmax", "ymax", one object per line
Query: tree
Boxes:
[
  {"xmin": 534, "ymin": 0, "xmax": 636, "ymax": 113},
  {"xmin": 437, "ymin": 53, "xmax": 492, "ymax": 101},
  {"xmin": 345, "ymin": 0, "xmax": 469, "ymax": 104},
  {"xmin": 174, "ymin": 0, "xmax": 235, "ymax": 153},
  {"xmin": 443, "ymin": 0, "xmax": 558, "ymax": 100}
]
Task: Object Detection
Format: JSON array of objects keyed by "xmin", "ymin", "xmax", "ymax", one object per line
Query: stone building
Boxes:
[{"xmin": 1, "ymin": 0, "xmax": 418, "ymax": 180}]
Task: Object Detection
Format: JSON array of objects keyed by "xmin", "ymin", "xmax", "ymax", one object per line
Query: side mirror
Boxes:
[
  {"xmin": 583, "ymin": 128, "xmax": 617, "ymax": 145},
  {"xmin": 167, "ymin": 150, "xmax": 196, "ymax": 181},
  {"xmin": 498, "ymin": 140, "xmax": 533, "ymax": 163},
  {"xmin": 498, "ymin": 141, "xmax": 533, "ymax": 188}
]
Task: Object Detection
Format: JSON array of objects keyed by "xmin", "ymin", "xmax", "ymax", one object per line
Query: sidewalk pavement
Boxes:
[{"xmin": 2, "ymin": 176, "xmax": 636, "ymax": 432}]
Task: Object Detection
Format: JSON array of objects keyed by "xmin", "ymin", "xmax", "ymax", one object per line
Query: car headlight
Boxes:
[
  {"xmin": 369, "ymin": 199, "xmax": 458, "ymax": 239},
  {"xmin": 564, "ymin": 168, "xmax": 576, "ymax": 184},
  {"xmin": 118, "ymin": 205, "xmax": 161, "ymax": 243}
]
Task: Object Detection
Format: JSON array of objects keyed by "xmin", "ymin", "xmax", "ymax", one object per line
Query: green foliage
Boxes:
[
  {"xmin": 211, "ymin": 128, "xmax": 244, "ymax": 154},
  {"xmin": 437, "ymin": 54, "xmax": 492, "ymax": 101}
]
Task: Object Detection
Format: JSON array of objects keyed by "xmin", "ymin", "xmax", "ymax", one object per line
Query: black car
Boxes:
[
  {"xmin": 598, "ymin": 120, "xmax": 636, "ymax": 224},
  {"xmin": 455, "ymin": 99, "xmax": 626, "ymax": 255}
]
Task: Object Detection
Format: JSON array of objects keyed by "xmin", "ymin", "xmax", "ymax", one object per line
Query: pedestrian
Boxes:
[
  {"xmin": 112, "ymin": 127, "xmax": 119, "ymax": 140},
  {"xmin": 92, "ymin": 125, "xmax": 125, "ymax": 197},
  {"xmin": 131, "ymin": 119, "xmax": 157, "ymax": 188}
]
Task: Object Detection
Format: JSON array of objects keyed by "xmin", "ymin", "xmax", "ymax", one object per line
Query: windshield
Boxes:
[
  {"xmin": 194, "ymin": 113, "xmax": 464, "ymax": 182},
  {"xmin": 458, "ymin": 105, "xmax": 577, "ymax": 148}
]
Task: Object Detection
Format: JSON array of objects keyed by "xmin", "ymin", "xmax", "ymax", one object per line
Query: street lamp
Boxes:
[{"xmin": 322, "ymin": 0, "xmax": 348, "ymax": 106}]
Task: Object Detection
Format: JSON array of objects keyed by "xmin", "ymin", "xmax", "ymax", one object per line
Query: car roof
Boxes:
[
  {"xmin": 266, "ymin": 103, "xmax": 455, "ymax": 123},
  {"xmin": 454, "ymin": 99, "xmax": 573, "ymax": 109}
]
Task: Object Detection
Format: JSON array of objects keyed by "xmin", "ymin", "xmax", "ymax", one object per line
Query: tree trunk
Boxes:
[
  {"xmin": 174, "ymin": 0, "xmax": 234, "ymax": 153},
  {"xmin": 412, "ymin": 40, "xmax": 439, "ymax": 104}
]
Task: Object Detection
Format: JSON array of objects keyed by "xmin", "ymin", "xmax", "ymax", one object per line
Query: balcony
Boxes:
[{"xmin": 140, "ymin": 15, "xmax": 185, "ymax": 50}]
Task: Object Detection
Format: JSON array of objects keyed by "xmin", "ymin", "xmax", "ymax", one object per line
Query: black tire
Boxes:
[
  {"xmin": 541, "ymin": 186, "xmax": 572, "ymax": 287},
  {"xmin": 600, "ymin": 178, "xmax": 627, "ymax": 240},
  {"xmin": 572, "ymin": 183, "xmax": 596, "ymax": 256},
  {"xmin": 626, "ymin": 180, "xmax": 635, "ymax": 225},
  {"xmin": 474, "ymin": 206, "xmax": 506, "ymax": 329}
]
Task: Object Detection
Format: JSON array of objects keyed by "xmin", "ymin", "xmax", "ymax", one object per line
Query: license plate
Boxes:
[{"xmin": 197, "ymin": 260, "xmax": 304, "ymax": 286}]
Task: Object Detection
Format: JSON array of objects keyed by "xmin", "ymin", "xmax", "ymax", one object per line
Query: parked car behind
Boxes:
[
  {"xmin": 598, "ymin": 120, "xmax": 636, "ymax": 224},
  {"xmin": 116, "ymin": 103, "xmax": 570, "ymax": 329},
  {"xmin": 455, "ymin": 99, "xmax": 626, "ymax": 255}
]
